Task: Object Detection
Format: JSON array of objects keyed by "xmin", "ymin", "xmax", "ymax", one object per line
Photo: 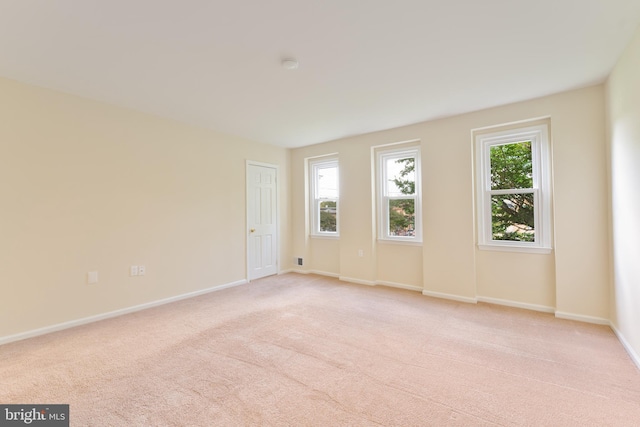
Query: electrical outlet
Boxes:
[
  {"xmin": 138, "ymin": 265, "xmax": 146, "ymax": 276},
  {"xmin": 130, "ymin": 265, "xmax": 139, "ymax": 276},
  {"xmin": 297, "ymin": 257, "xmax": 303, "ymax": 266},
  {"xmin": 87, "ymin": 271, "xmax": 98, "ymax": 284},
  {"xmin": 358, "ymin": 249, "xmax": 364, "ymax": 257}
]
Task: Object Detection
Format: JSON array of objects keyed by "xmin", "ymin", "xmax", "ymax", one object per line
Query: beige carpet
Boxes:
[{"xmin": 1, "ymin": 273, "xmax": 639, "ymax": 426}]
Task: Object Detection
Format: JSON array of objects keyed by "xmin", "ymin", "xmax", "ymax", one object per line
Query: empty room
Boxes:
[{"xmin": 1, "ymin": 1, "xmax": 640, "ymax": 425}]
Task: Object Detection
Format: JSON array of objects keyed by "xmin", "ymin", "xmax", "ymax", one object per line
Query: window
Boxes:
[
  {"xmin": 309, "ymin": 158, "xmax": 339, "ymax": 236},
  {"xmin": 475, "ymin": 124, "xmax": 551, "ymax": 252},
  {"xmin": 377, "ymin": 146, "xmax": 421, "ymax": 242}
]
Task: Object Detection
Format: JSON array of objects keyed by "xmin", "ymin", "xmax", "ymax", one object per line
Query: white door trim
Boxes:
[{"xmin": 246, "ymin": 160, "xmax": 280, "ymax": 282}]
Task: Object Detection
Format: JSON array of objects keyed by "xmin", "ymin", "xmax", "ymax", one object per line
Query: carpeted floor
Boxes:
[{"xmin": 1, "ymin": 273, "xmax": 639, "ymax": 426}]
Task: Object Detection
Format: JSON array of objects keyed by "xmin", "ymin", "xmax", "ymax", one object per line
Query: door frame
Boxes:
[{"xmin": 246, "ymin": 160, "xmax": 280, "ymax": 282}]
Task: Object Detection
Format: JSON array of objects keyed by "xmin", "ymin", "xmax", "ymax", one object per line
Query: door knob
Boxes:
[{"xmin": 250, "ymin": 228, "xmax": 256, "ymax": 233}]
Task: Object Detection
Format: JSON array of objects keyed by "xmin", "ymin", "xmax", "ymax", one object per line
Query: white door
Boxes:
[{"xmin": 247, "ymin": 163, "xmax": 278, "ymax": 280}]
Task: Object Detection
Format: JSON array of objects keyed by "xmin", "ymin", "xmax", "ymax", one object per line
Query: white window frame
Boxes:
[
  {"xmin": 309, "ymin": 157, "xmax": 339, "ymax": 237},
  {"xmin": 475, "ymin": 124, "xmax": 552, "ymax": 253},
  {"xmin": 376, "ymin": 146, "xmax": 422, "ymax": 243}
]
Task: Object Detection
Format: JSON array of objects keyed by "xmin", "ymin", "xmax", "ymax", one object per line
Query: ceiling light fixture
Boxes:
[{"xmin": 281, "ymin": 58, "xmax": 299, "ymax": 70}]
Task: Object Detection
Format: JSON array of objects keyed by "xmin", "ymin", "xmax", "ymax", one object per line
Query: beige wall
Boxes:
[
  {"xmin": 0, "ymin": 77, "xmax": 290, "ymax": 339},
  {"xmin": 291, "ymin": 130, "xmax": 425, "ymax": 289},
  {"xmin": 291, "ymin": 85, "xmax": 610, "ymax": 320},
  {"xmin": 0, "ymin": 62, "xmax": 616, "ymax": 343},
  {"xmin": 606, "ymin": 26, "xmax": 640, "ymax": 364}
]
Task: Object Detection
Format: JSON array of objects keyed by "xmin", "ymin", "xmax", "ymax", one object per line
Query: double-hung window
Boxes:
[
  {"xmin": 475, "ymin": 124, "xmax": 551, "ymax": 252},
  {"xmin": 377, "ymin": 146, "xmax": 421, "ymax": 242},
  {"xmin": 309, "ymin": 157, "xmax": 339, "ymax": 236}
]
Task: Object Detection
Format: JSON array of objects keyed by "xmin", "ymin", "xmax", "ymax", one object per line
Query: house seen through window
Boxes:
[
  {"xmin": 309, "ymin": 158, "xmax": 339, "ymax": 235},
  {"xmin": 377, "ymin": 146, "xmax": 421, "ymax": 242},
  {"xmin": 475, "ymin": 124, "xmax": 551, "ymax": 252}
]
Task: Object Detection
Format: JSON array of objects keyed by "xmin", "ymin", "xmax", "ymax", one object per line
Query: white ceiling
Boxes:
[{"xmin": 1, "ymin": 1, "xmax": 639, "ymax": 148}]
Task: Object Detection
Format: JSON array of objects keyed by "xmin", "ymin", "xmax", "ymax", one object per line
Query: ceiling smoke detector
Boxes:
[{"xmin": 281, "ymin": 58, "xmax": 299, "ymax": 70}]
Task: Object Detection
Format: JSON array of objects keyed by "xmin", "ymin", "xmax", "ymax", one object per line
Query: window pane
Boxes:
[
  {"xmin": 319, "ymin": 200, "xmax": 337, "ymax": 232},
  {"xmin": 317, "ymin": 166, "xmax": 338, "ymax": 198},
  {"xmin": 491, "ymin": 193, "xmax": 535, "ymax": 241},
  {"xmin": 388, "ymin": 199, "xmax": 415, "ymax": 236},
  {"xmin": 490, "ymin": 141, "xmax": 533, "ymax": 190},
  {"xmin": 386, "ymin": 157, "xmax": 415, "ymax": 196}
]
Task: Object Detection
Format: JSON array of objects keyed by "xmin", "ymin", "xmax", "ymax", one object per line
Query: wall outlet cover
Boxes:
[{"xmin": 87, "ymin": 271, "xmax": 98, "ymax": 284}]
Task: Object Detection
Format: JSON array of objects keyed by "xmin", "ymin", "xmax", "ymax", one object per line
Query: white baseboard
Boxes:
[
  {"xmin": 610, "ymin": 323, "xmax": 640, "ymax": 371},
  {"xmin": 422, "ymin": 289, "xmax": 478, "ymax": 304},
  {"xmin": 309, "ymin": 270, "xmax": 340, "ymax": 278},
  {"xmin": 288, "ymin": 269, "xmax": 340, "ymax": 278},
  {"xmin": 375, "ymin": 280, "xmax": 422, "ymax": 292},
  {"xmin": 290, "ymin": 272, "xmax": 425, "ymax": 293},
  {"xmin": 339, "ymin": 276, "xmax": 376, "ymax": 286},
  {"xmin": 554, "ymin": 311, "xmax": 610, "ymax": 325},
  {"xmin": 477, "ymin": 296, "xmax": 555, "ymax": 313},
  {"xmin": 0, "ymin": 279, "xmax": 247, "ymax": 346},
  {"xmin": 294, "ymin": 273, "xmax": 422, "ymax": 293}
]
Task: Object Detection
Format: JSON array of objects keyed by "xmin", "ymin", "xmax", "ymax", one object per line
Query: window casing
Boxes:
[
  {"xmin": 377, "ymin": 147, "xmax": 422, "ymax": 242},
  {"xmin": 475, "ymin": 124, "xmax": 551, "ymax": 253},
  {"xmin": 309, "ymin": 158, "xmax": 339, "ymax": 237}
]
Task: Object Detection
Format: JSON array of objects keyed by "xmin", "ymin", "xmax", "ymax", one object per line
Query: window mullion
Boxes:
[
  {"xmin": 489, "ymin": 188, "xmax": 534, "ymax": 196},
  {"xmin": 377, "ymin": 147, "xmax": 420, "ymax": 242},
  {"xmin": 475, "ymin": 123, "xmax": 550, "ymax": 252},
  {"xmin": 388, "ymin": 195, "xmax": 416, "ymax": 200},
  {"xmin": 309, "ymin": 158, "xmax": 339, "ymax": 236}
]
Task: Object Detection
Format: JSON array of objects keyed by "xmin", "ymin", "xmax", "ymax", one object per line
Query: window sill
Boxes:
[
  {"xmin": 478, "ymin": 244, "xmax": 552, "ymax": 254},
  {"xmin": 377, "ymin": 238, "xmax": 423, "ymax": 246},
  {"xmin": 310, "ymin": 234, "xmax": 340, "ymax": 240}
]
